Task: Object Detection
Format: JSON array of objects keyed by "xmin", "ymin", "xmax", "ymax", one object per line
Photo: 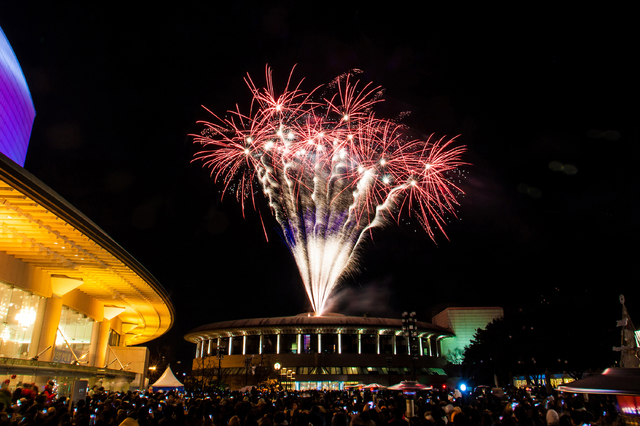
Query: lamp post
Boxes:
[
  {"xmin": 402, "ymin": 311, "xmax": 418, "ymax": 381},
  {"xmin": 216, "ymin": 344, "xmax": 226, "ymax": 389},
  {"xmin": 244, "ymin": 356, "xmax": 253, "ymax": 386}
]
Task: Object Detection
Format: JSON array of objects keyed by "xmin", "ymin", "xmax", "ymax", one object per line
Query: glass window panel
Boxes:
[
  {"xmin": 262, "ymin": 335, "xmax": 277, "ymax": 354},
  {"xmin": 321, "ymin": 334, "xmax": 338, "ymax": 353},
  {"xmin": 0, "ymin": 282, "xmax": 41, "ymax": 359},
  {"xmin": 53, "ymin": 306, "xmax": 94, "ymax": 364},
  {"xmin": 246, "ymin": 335, "xmax": 260, "ymax": 354}
]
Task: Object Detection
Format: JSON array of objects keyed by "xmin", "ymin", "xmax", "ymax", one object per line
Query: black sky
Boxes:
[{"xmin": 0, "ymin": 3, "xmax": 637, "ymax": 365}]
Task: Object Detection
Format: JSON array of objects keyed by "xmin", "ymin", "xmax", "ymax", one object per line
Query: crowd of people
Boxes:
[{"xmin": 0, "ymin": 383, "xmax": 625, "ymax": 426}]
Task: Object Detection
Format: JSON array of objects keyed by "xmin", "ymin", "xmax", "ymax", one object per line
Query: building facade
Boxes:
[
  {"xmin": 185, "ymin": 313, "xmax": 454, "ymax": 390},
  {"xmin": 0, "ymin": 25, "xmax": 174, "ymax": 396},
  {"xmin": 432, "ymin": 307, "xmax": 504, "ymax": 362}
]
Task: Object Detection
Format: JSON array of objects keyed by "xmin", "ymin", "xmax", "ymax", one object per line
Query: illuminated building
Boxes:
[
  {"xmin": 0, "ymin": 26, "xmax": 174, "ymax": 394},
  {"xmin": 0, "ymin": 27, "xmax": 34, "ymax": 167},
  {"xmin": 432, "ymin": 307, "xmax": 504, "ymax": 361},
  {"xmin": 185, "ymin": 313, "xmax": 453, "ymax": 390}
]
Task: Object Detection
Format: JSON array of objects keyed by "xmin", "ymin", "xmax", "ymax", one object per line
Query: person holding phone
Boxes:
[{"xmin": 44, "ymin": 381, "xmax": 56, "ymax": 404}]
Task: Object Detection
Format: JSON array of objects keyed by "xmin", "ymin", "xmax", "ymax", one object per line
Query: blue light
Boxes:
[{"xmin": 459, "ymin": 384, "xmax": 467, "ymax": 392}]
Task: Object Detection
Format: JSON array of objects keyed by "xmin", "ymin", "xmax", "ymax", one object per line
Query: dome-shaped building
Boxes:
[{"xmin": 185, "ymin": 313, "xmax": 453, "ymax": 390}]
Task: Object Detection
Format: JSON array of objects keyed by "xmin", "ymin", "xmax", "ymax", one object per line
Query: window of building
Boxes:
[
  {"xmin": 321, "ymin": 334, "xmax": 338, "ymax": 353},
  {"xmin": 108, "ymin": 329, "xmax": 120, "ymax": 347},
  {"xmin": 362, "ymin": 335, "xmax": 376, "ymax": 354},
  {"xmin": 0, "ymin": 282, "xmax": 41, "ymax": 359},
  {"xmin": 280, "ymin": 334, "xmax": 297, "ymax": 354},
  {"xmin": 245, "ymin": 335, "xmax": 260, "ymax": 354},
  {"xmin": 53, "ymin": 306, "xmax": 94, "ymax": 364},
  {"xmin": 341, "ymin": 334, "xmax": 358, "ymax": 354},
  {"xmin": 380, "ymin": 335, "xmax": 394, "ymax": 354},
  {"xmin": 262, "ymin": 334, "xmax": 277, "ymax": 354}
]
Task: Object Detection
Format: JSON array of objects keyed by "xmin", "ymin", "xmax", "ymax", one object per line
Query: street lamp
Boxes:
[
  {"xmin": 216, "ymin": 344, "xmax": 226, "ymax": 389},
  {"xmin": 244, "ymin": 356, "xmax": 253, "ymax": 386}
]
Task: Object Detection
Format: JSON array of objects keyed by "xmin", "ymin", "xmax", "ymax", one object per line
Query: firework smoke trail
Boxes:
[{"xmin": 194, "ymin": 67, "xmax": 466, "ymax": 315}]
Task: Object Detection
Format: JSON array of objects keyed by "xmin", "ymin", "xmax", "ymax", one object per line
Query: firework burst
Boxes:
[{"xmin": 194, "ymin": 66, "xmax": 466, "ymax": 315}]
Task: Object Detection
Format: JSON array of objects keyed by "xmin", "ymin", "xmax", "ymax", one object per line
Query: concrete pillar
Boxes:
[
  {"xmin": 358, "ymin": 334, "xmax": 362, "ymax": 354},
  {"xmin": 36, "ymin": 296, "xmax": 63, "ymax": 362},
  {"xmin": 259, "ymin": 335, "xmax": 263, "ymax": 355},
  {"xmin": 195, "ymin": 341, "xmax": 201, "ymax": 358},
  {"xmin": 377, "ymin": 334, "xmax": 380, "ymax": 355},
  {"xmin": 338, "ymin": 333, "xmax": 342, "ymax": 354},
  {"xmin": 93, "ymin": 319, "xmax": 111, "ymax": 367},
  {"xmin": 297, "ymin": 334, "xmax": 301, "ymax": 354},
  {"xmin": 87, "ymin": 320, "xmax": 101, "ymax": 366},
  {"xmin": 318, "ymin": 334, "xmax": 321, "ymax": 353},
  {"xmin": 228, "ymin": 337, "xmax": 233, "ymax": 355},
  {"xmin": 276, "ymin": 334, "xmax": 280, "ymax": 354},
  {"xmin": 419, "ymin": 337, "xmax": 423, "ymax": 356},
  {"xmin": 393, "ymin": 334, "xmax": 397, "ymax": 355},
  {"xmin": 27, "ymin": 298, "xmax": 47, "ymax": 359},
  {"xmin": 243, "ymin": 335, "xmax": 247, "ymax": 355}
]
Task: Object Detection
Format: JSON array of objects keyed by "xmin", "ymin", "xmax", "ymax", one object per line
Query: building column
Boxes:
[
  {"xmin": 419, "ymin": 337, "xmax": 423, "ymax": 356},
  {"xmin": 436, "ymin": 336, "xmax": 444, "ymax": 357},
  {"xmin": 297, "ymin": 334, "xmax": 301, "ymax": 354},
  {"xmin": 318, "ymin": 334, "xmax": 321, "ymax": 353},
  {"xmin": 196, "ymin": 341, "xmax": 202, "ymax": 358},
  {"xmin": 393, "ymin": 334, "xmax": 397, "ymax": 355},
  {"xmin": 338, "ymin": 333, "xmax": 342, "ymax": 354},
  {"xmin": 35, "ymin": 295, "xmax": 63, "ymax": 362},
  {"xmin": 228, "ymin": 336, "xmax": 233, "ymax": 355},
  {"xmin": 377, "ymin": 334, "xmax": 381, "ymax": 355},
  {"xmin": 87, "ymin": 320, "xmax": 101, "ymax": 366},
  {"xmin": 93, "ymin": 319, "xmax": 111, "ymax": 368},
  {"xmin": 276, "ymin": 334, "xmax": 280, "ymax": 354},
  {"xmin": 27, "ymin": 299, "xmax": 47, "ymax": 359},
  {"xmin": 259, "ymin": 335, "xmax": 263, "ymax": 354},
  {"xmin": 242, "ymin": 335, "xmax": 247, "ymax": 355},
  {"xmin": 426, "ymin": 337, "xmax": 432, "ymax": 356},
  {"xmin": 358, "ymin": 334, "xmax": 362, "ymax": 354}
]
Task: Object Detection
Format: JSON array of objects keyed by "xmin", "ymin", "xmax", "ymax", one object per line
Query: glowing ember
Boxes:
[{"xmin": 194, "ymin": 67, "xmax": 466, "ymax": 315}]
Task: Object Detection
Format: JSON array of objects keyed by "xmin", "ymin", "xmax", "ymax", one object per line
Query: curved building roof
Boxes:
[
  {"xmin": 0, "ymin": 151, "xmax": 175, "ymax": 345},
  {"xmin": 185, "ymin": 313, "xmax": 453, "ymax": 342}
]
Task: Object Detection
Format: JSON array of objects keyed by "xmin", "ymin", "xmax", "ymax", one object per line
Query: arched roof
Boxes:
[
  {"xmin": 185, "ymin": 313, "xmax": 453, "ymax": 342},
  {"xmin": 0, "ymin": 152, "xmax": 175, "ymax": 345}
]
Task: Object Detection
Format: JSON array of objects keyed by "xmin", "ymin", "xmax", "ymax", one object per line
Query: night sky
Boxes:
[{"xmin": 0, "ymin": 3, "xmax": 637, "ymax": 365}]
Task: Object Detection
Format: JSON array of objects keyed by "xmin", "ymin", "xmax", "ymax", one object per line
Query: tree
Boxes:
[
  {"xmin": 462, "ymin": 304, "xmax": 617, "ymax": 388},
  {"xmin": 445, "ymin": 348, "xmax": 465, "ymax": 365}
]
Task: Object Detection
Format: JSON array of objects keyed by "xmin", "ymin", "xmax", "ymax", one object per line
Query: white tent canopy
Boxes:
[{"xmin": 150, "ymin": 365, "xmax": 184, "ymax": 391}]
